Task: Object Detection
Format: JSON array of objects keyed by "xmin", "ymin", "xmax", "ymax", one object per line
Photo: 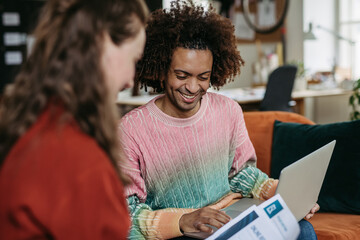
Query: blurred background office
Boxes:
[{"xmin": 1, "ymin": 0, "xmax": 359, "ymax": 123}]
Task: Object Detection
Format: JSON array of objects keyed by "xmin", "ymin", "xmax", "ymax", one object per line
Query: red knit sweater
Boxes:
[{"xmin": 0, "ymin": 105, "xmax": 130, "ymax": 239}]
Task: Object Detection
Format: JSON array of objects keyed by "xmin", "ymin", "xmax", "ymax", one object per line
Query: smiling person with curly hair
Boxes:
[
  {"xmin": 118, "ymin": 1, "xmax": 318, "ymax": 239},
  {"xmin": 136, "ymin": 0, "xmax": 243, "ymax": 93}
]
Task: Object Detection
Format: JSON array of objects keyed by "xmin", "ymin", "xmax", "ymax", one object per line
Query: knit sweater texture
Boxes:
[{"xmin": 119, "ymin": 92, "xmax": 274, "ymax": 239}]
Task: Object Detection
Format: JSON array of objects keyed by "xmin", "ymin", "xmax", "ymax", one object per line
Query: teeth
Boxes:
[{"xmin": 181, "ymin": 93, "xmax": 196, "ymax": 99}]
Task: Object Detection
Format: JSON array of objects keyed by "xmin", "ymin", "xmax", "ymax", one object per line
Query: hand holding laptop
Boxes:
[{"xmin": 306, "ymin": 203, "xmax": 320, "ymax": 219}]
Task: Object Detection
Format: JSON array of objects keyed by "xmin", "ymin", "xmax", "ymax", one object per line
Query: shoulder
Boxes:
[
  {"xmin": 7, "ymin": 107, "xmax": 112, "ymax": 173},
  {"xmin": 53, "ymin": 121, "xmax": 118, "ymax": 176},
  {"xmin": 121, "ymin": 103, "xmax": 151, "ymax": 127},
  {"xmin": 206, "ymin": 92, "xmax": 239, "ymax": 105},
  {"xmin": 119, "ymin": 97, "xmax": 161, "ymax": 134},
  {"xmin": 50, "ymin": 118, "xmax": 108, "ymax": 164},
  {"xmin": 4, "ymin": 118, "xmax": 122, "ymax": 195},
  {"xmin": 0, "ymin": 109, "xmax": 122, "ymax": 204},
  {"xmin": 206, "ymin": 92, "xmax": 243, "ymax": 114}
]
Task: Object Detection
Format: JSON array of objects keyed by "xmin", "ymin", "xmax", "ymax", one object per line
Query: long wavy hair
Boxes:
[{"xmin": 0, "ymin": 0, "xmax": 148, "ymax": 183}]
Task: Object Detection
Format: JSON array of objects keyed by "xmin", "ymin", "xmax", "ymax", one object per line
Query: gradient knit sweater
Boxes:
[{"xmin": 119, "ymin": 92, "xmax": 276, "ymax": 239}]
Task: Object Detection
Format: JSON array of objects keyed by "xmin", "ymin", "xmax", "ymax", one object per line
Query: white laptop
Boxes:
[{"xmin": 184, "ymin": 140, "xmax": 336, "ymax": 239}]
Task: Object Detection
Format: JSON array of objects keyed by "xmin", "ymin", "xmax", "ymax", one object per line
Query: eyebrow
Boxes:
[{"xmin": 174, "ymin": 69, "xmax": 212, "ymax": 76}]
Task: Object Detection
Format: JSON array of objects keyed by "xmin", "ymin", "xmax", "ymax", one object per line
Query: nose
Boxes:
[
  {"xmin": 185, "ymin": 78, "xmax": 200, "ymax": 94},
  {"xmin": 124, "ymin": 67, "xmax": 135, "ymax": 90},
  {"xmin": 125, "ymin": 78, "xmax": 134, "ymax": 89}
]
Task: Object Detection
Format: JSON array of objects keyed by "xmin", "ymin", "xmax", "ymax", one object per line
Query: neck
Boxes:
[{"xmin": 155, "ymin": 96, "xmax": 201, "ymax": 118}]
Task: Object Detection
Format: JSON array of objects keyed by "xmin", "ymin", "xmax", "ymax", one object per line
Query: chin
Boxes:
[{"xmin": 181, "ymin": 101, "xmax": 199, "ymax": 111}]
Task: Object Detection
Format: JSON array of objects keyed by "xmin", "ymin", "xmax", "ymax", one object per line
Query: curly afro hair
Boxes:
[{"xmin": 136, "ymin": 0, "xmax": 244, "ymax": 93}]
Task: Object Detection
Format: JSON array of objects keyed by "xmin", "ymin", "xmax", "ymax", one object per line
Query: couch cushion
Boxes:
[
  {"xmin": 271, "ymin": 120, "xmax": 360, "ymax": 214},
  {"xmin": 243, "ymin": 111, "xmax": 314, "ymax": 175},
  {"xmin": 309, "ymin": 213, "xmax": 360, "ymax": 240}
]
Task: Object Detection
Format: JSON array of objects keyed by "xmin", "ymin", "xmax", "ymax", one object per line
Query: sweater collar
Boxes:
[{"xmin": 146, "ymin": 93, "xmax": 208, "ymax": 126}]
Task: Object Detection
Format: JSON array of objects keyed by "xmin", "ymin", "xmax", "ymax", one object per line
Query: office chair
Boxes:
[{"xmin": 259, "ymin": 65, "xmax": 297, "ymax": 112}]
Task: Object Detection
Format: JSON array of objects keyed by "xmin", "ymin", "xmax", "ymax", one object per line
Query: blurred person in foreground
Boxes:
[
  {"xmin": 0, "ymin": 0, "xmax": 147, "ymax": 239},
  {"xmin": 119, "ymin": 1, "xmax": 319, "ymax": 239}
]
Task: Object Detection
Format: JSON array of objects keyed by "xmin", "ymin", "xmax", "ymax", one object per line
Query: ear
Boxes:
[
  {"xmin": 160, "ymin": 80, "xmax": 164, "ymax": 89},
  {"xmin": 159, "ymin": 73, "xmax": 166, "ymax": 89}
]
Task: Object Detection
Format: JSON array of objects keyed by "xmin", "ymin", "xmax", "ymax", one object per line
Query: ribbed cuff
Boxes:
[
  {"xmin": 157, "ymin": 211, "xmax": 187, "ymax": 239},
  {"xmin": 260, "ymin": 179, "xmax": 279, "ymax": 200}
]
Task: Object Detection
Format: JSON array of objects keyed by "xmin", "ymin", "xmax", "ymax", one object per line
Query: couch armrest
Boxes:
[{"xmin": 243, "ymin": 111, "xmax": 314, "ymax": 175}]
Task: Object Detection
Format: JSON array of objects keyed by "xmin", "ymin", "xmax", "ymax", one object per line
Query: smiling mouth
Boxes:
[
  {"xmin": 179, "ymin": 92, "xmax": 198, "ymax": 102},
  {"xmin": 182, "ymin": 93, "xmax": 196, "ymax": 99}
]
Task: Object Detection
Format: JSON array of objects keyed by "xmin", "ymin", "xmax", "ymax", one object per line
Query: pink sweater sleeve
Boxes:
[
  {"xmin": 228, "ymin": 101, "xmax": 257, "ymax": 178},
  {"xmin": 118, "ymin": 123, "xmax": 192, "ymax": 239}
]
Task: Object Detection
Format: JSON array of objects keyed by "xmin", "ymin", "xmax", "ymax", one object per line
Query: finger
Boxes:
[
  {"xmin": 207, "ymin": 217, "xmax": 228, "ymax": 229},
  {"xmin": 311, "ymin": 208, "xmax": 316, "ymax": 214},
  {"xmin": 305, "ymin": 213, "xmax": 314, "ymax": 219},
  {"xmin": 194, "ymin": 213, "xmax": 230, "ymax": 231},
  {"xmin": 311, "ymin": 204, "xmax": 320, "ymax": 213},
  {"xmin": 215, "ymin": 211, "xmax": 232, "ymax": 223},
  {"xmin": 201, "ymin": 208, "xmax": 231, "ymax": 222},
  {"xmin": 195, "ymin": 222, "xmax": 214, "ymax": 233}
]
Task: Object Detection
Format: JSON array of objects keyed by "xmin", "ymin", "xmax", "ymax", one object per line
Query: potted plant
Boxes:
[
  {"xmin": 349, "ymin": 78, "xmax": 360, "ymax": 120},
  {"xmin": 287, "ymin": 60, "xmax": 307, "ymax": 91}
]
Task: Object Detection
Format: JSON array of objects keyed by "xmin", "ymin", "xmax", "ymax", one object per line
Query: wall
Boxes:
[
  {"xmin": 303, "ymin": 0, "xmax": 352, "ymax": 123},
  {"xmin": 303, "ymin": 0, "xmax": 336, "ymax": 73},
  {"xmin": 314, "ymin": 94, "xmax": 352, "ymax": 124},
  {"xmin": 225, "ymin": 43, "xmax": 279, "ymax": 89},
  {"xmin": 224, "ymin": 0, "xmax": 304, "ymax": 89}
]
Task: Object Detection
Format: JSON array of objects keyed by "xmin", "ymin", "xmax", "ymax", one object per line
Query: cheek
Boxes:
[
  {"xmin": 108, "ymin": 55, "xmax": 130, "ymax": 79},
  {"xmin": 200, "ymin": 80, "xmax": 210, "ymax": 91},
  {"xmin": 119, "ymin": 61, "xmax": 135, "ymax": 85},
  {"xmin": 103, "ymin": 53, "xmax": 118, "ymax": 77},
  {"xmin": 166, "ymin": 76, "xmax": 181, "ymax": 90},
  {"xmin": 103, "ymin": 55, "xmax": 124, "ymax": 89}
]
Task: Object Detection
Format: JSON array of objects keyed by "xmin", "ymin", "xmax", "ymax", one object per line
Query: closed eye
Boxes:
[
  {"xmin": 176, "ymin": 75, "xmax": 187, "ymax": 80},
  {"xmin": 198, "ymin": 73, "xmax": 210, "ymax": 81},
  {"xmin": 199, "ymin": 76, "xmax": 209, "ymax": 81}
]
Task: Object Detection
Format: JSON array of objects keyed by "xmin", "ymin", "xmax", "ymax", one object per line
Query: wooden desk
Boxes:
[
  {"xmin": 117, "ymin": 88, "xmax": 352, "ymax": 116},
  {"xmin": 212, "ymin": 88, "xmax": 352, "ymax": 115}
]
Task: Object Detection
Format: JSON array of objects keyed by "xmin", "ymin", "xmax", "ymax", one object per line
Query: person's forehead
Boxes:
[{"xmin": 170, "ymin": 47, "xmax": 213, "ymax": 68}]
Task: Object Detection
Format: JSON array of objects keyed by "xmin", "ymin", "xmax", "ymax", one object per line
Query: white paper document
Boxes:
[{"xmin": 206, "ymin": 194, "xmax": 300, "ymax": 240}]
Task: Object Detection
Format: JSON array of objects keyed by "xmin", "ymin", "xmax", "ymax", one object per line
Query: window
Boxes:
[
  {"xmin": 304, "ymin": 0, "xmax": 359, "ymax": 81},
  {"xmin": 338, "ymin": 0, "xmax": 360, "ymax": 80}
]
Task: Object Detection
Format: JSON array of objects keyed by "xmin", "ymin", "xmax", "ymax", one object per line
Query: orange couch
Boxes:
[{"xmin": 243, "ymin": 111, "xmax": 360, "ymax": 240}]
